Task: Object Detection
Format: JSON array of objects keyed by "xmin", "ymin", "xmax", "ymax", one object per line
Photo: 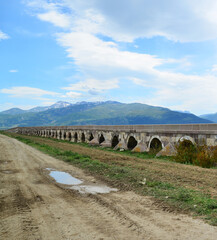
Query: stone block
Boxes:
[
  {"xmin": 89, "ymin": 138, "xmax": 99, "ymax": 146},
  {"xmin": 100, "ymin": 141, "xmax": 112, "ymax": 147},
  {"xmin": 114, "ymin": 141, "xmax": 128, "ymax": 150},
  {"xmin": 132, "ymin": 143, "xmax": 148, "ymax": 153},
  {"xmin": 156, "ymin": 142, "xmax": 177, "ymax": 157}
]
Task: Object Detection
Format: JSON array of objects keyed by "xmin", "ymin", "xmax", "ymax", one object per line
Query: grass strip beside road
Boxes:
[{"xmin": 1, "ymin": 132, "xmax": 217, "ymax": 226}]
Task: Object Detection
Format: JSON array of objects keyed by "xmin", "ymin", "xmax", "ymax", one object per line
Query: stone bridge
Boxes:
[{"xmin": 8, "ymin": 124, "xmax": 217, "ymax": 156}]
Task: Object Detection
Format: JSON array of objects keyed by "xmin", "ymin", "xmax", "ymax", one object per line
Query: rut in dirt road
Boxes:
[{"xmin": 0, "ymin": 134, "xmax": 217, "ymax": 240}]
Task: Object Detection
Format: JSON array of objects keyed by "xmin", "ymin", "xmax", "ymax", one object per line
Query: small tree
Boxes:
[
  {"xmin": 175, "ymin": 141, "xmax": 217, "ymax": 168},
  {"xmin": 174, "ymin": 140, "xmax": 197, "ymax": 164}
]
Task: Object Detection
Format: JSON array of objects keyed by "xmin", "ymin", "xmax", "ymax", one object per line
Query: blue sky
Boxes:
[{"xmin": 1, "ymin": 0, "xmax": 217, "ymax": 115}]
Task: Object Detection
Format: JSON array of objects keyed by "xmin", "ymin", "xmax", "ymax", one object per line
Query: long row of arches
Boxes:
[
  {"xmin": 20, "ymin": 127, "xmax": 208, "ymax": 156},
  {"xmin": 40, "ymin": 130, "xmax": 166, "ymax": 152}
]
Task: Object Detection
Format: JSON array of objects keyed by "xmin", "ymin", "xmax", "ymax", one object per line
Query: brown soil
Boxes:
[
  {"xmin": 0, "ymin": 134, "xmax": 217, "ymax": 240},
  {"xmin": 19, "ymin": 135, "xmax": 217, "ymax": 198}
]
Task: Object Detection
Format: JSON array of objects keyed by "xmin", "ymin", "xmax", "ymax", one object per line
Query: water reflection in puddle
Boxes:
[
  {"xmin": 48, "ymin": 170, "xmax": 83, "ymax": 185},
  {"xmin": 46, "ymin": 168, "xmax": 118, "ymax": 195}
]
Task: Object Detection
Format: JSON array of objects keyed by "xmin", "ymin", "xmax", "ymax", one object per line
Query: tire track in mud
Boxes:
[
  {"xmin": 0, "ymin": 178, "xmax": 41, "ymax": 239},
  {"xmin": 0, "ymin": 135, "xmax": 145, "ymax": 240},
  {"xmin": 12, "ymin": 188, "xmax": 41, "ymax": 240},
  {"xmin": 40, "ymin": 167, "xmax": 146, "ymax": 239}
]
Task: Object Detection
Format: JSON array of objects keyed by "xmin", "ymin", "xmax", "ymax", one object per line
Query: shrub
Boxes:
[
  {"xmin": 194, "ymin": 147, "xmax": 214, "ymax": 168},
  {"xmin": 175, "ymin": 141, "xmax": 217, "ymax": 168},
  {"xmin": 174, "ymin": 140, "xmax": 197, "ymax": 164},
  {"xmin": 212, "ymin": 146, "xmax": 217, "ymax": 164}
]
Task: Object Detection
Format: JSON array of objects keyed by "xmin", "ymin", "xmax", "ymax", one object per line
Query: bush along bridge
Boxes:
[{"xmin": 8, "ymin": 124, "xmax": 217, "ymax": 156}]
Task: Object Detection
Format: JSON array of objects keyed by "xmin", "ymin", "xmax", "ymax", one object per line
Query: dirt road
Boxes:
[{"xmin": 0, "ymin": 134, "xmax": 217, "ymax": 240}]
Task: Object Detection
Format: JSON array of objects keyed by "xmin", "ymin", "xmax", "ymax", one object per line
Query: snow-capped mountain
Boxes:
[
  {"xmin": 0, "ymin": 101, "xmax": 73, "ymax": 115},
  {"xmin": 49, "ymin": 101, "xmax": 72, "ymax": 109}
]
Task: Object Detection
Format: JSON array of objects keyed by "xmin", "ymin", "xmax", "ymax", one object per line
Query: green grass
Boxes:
[
  {"xmin": 1, "ymin": 132, "xmax": 217, "ymax": 226},
  {"xmin": 46, "ymin": 137, "xmax": 217, "ymax": 168},
  {"xmin": 34, "ymin": 135, "xmax": 174, "ymax": 162}
]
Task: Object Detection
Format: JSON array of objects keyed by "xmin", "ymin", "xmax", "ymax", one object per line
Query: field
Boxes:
[{"xmin": 1, "ymin": 132, "xmax": 217, "ymax": 239}]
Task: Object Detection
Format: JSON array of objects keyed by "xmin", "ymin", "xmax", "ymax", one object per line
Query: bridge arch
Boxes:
[
  {"xmin": 88, "ymin": 133, "xmax": 94, "ymax": 141},
  {"xmin": 68, "ymin": 132, "xmax": 72, "ymax": 141},
  {"xmin": 178, "ymin": 136, "xmax": 196, "ymax": 150},
  {"xmin": 179, "ymin": 136, "xmax": 195, "ymax": 145},
  {"xmin": 149, "ymin": 136, "xmax": 163, "ymax": 152},
  {"xmin": 112, "ymin": 135, "xmax": 119, "ymax": 148},
  {"xmin": 176, "ymin": 137, "xmax": 197, "ymax": 163},
  {"xmin": 99, "ymin": 134, "xmax": 105, "ymax": 144},
  {"xmin": 81, "ymin": 133, "xmax": 86, "ymax": 142},
  {"xmin": 127, "ymin": 136, "xmax": 137, "ymax": 150},
  {"xmin": 74, "ymin": 132, "xmax": 78, "ymax": 142},
  {"xmin": 63, "ymin": 131, "xmax": 66, "ymax": 140},
  {"xmin": 59, "ymin": 131, "xmax": 62, "ymax": 139}
]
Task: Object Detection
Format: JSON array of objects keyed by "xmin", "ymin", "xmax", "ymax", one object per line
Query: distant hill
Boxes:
[
  {"xmin": 0, "ymin": 108, "xmax": 27, "ymax": 115},
  {"xmin": 200, "ymin": 113, "xmax": 217, "ymax": 123},
  {"xmin": 0, "ymin": 101, "xmax": 73, "ymax": 115},
  {"xmin": 0, "ymin": 101, "xmax": 212, "ymax": 129}
]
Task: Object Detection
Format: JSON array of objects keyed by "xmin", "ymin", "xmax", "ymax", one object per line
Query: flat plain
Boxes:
[{"xmin": 0, "ymin": 133, "xmax": 217, "ymax": 240}]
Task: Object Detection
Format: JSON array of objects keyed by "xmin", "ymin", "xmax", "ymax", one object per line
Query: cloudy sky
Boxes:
[{"xmin": 1, "ymin": 0, "xmax": 217, "ymax": 115}]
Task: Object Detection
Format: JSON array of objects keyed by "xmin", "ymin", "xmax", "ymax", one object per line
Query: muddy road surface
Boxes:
[{"xmin": 0, "ymin": 134, "xmax": 217, "ymax": 240}]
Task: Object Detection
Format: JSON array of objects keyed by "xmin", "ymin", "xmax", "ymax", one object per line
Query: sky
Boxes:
[{"xmin": 1, "ymin": 0, "xmax": 217, "ymax": 115}]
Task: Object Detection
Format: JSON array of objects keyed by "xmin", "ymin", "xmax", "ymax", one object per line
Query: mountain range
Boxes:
[
  {"xmin": 0, "ymin": 101, "xmax": 72, "ymax": 115},
  {"xmin": 200, "ymin": 113, "xmax": 217, "ymax": 123},
  {"xmin": 0, "ymin": 101, "xmax": 213, "ymax": 130}
]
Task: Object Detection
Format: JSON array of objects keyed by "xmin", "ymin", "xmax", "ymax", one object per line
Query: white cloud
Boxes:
[
  {"xmin": 9, "ymin": 69, "xmax": 18, "ymax": 73},
  {"xmin": 38, "ymin": 11, "xmax": 71, "ymax": 28},
  {"xmin": 211, "ymin": 64, "xmax": 217, "ymax": 72},
  {"xmin": 24, "ymin": 0, "xmax": 217, "ymax": 114},
  {"xmin": 64, "ymin": 91, "xmax": 82, "ymax": 98},
  {"xmin": 132, "ymin": 72, "xmax": 217, "ymax": 114},
  {"xmin": 40, "ymin": 101, "xmax": 56, "ymax": 106},
  {"xmin": 0, "ymin": 30, "xmax": 9, "ymax": 40},
  {"xmin": 62, "ymin": 78, "xmax": 119, "ymax": 93},
  {"xmin": 25, "ymin": 0, "xmax": 217, "ymax": 42},
  {"xmin": 59, "ymin": 0, "xmax": 217, "ymax": 43},
  {"xmin": 56, "ymin": 31, "xmax": 165, "ymax": 79},
  {"xmin": 0, "ymin": 86, "xmax": 58, "ymax": 98}
]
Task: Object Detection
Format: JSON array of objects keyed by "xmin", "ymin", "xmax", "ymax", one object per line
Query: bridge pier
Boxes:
[
  {"xmin": 100, "ymin": 131, "xmax": 112, "ymax": 147},
  {"xmin": 156, "ymin": 142, "xmax": 177, "ymax": 157},
  {"xmin": 132, "ymin": 141, "xmax": 148, "ymax": 153}
]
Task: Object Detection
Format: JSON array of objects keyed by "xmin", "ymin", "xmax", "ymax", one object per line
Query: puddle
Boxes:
[
  {"xmin": 2, "ymin": 170, "xmax": 13, "ymax": 174},
  {"xmin": 46, "ymin": 168, "xmax": 118, "ymax": 195},
  {"xmin": 70, "ymin": 185, "xmax": 118, "ymax": 195},
  {"xmin": 48, "ymin": 170, "xmax": 83, "ymax": 185}
]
